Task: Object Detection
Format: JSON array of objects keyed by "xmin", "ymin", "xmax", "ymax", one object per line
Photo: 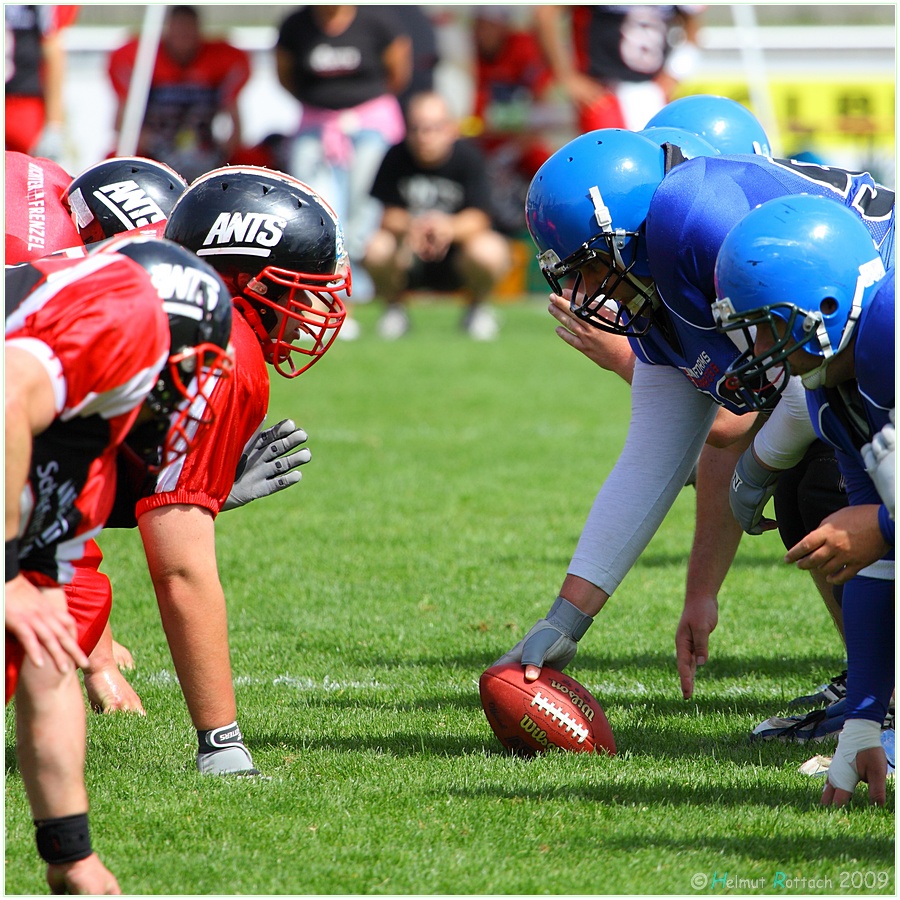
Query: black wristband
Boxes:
[
  {"xmin": 34, "ymin": 813, "xmax": 92, "ymax": 864},
  {"xmin": 6, "ymin": 538, "xmax": 19, "ymax": 582}
]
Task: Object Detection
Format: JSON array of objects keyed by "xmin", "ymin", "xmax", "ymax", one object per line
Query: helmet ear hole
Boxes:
[{"xmin": 820, "ymin": 297, "xmax": 839, "ymax": 316}]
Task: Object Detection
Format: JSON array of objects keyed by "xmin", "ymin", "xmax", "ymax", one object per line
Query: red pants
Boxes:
[{"xmin": 5, "ymin": 540, "xmax": 111, "ymax": 702}]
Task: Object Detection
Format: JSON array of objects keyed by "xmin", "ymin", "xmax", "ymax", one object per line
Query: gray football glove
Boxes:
[
  {"xmin": 862, "ymin": 411, "xmax": 895, "ymax": 520},
  {"xmin": 493, "ymin": 596, "xmax": 593, "ymax": 672},
  {"xmin": 222, "ymin": 419, "xmax": 310, "ymax": 512},
  {"xmin": 730, "ymin": 449, "xmax": 782, "ymax": 534}
]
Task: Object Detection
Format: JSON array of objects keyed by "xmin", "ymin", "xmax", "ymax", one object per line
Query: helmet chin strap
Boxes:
[{"xmin": 801, "ymin": 359, "xmax": 830, "ymax": 390}]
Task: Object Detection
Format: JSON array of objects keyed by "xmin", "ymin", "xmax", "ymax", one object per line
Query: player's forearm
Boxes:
[
  {"xmin": 381, "ymin": 206, "xmax": 413, "ymax": 240},
  {"xmin": 450, "ymin": 209, "xmax": 492, "ymax": 244},
  {"xmin": 533, "ymin": 6, "xmax": 574, "ymax": 81},
  {"xmin": 684, "ymin": 443, "xmax": 745, "ymax": 604},
  {"xmin": 41, "ymin": 34, "xmax": 66, "ymax": 126}
]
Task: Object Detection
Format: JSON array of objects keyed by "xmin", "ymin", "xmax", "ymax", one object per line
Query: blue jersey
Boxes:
[
  {"xmin": 806, "ymin": 269, "xmax": 895, "ymax": 549},
  {"xmin": 634, "ymin": 154, "xmax": 895, "ymax": 414}
]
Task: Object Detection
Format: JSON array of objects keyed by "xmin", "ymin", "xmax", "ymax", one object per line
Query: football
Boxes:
[{"xmin": 479, "ymin": 663, "xmax": 616, "ymax": 757}]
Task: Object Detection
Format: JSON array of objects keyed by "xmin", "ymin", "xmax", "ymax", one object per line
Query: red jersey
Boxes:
[
  {"xmin": 6, "ymin": 252, "xmax": 170, "ymax": 584},
  {"xmin": 107, "ymin": 35, "xmax": 250, "ymax": 178},
  {"xmin": 4, "ymin": 150, "xmax": 83, "ymax": 262},
  {"xmin": 139, "ymin": 309, "xmax": 269, "ymax": 517},
  {"xmin": 61, "ymin": 309, "xmax": 269, "ymax": 664}
]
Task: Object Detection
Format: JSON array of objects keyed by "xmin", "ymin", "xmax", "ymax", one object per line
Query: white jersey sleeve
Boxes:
[{"xmin": 568, "ymin": 358, "xmax": 719, "ymax": 595}]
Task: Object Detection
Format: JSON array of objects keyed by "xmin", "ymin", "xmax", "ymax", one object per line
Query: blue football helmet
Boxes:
[
  {"xmin": 645, "ymin": 94, "xmax": 771, "ymax": 156},
  {"xmin": 712, "ymin": 195, "xmax": 887, "ymax": 409},
  {"xmin": 525, "ymin": 129, "xmax": 666, "ymax": 335},
  {"xmin": 639, "ymin": 126, "xmax": 720, "ymax": 160}
]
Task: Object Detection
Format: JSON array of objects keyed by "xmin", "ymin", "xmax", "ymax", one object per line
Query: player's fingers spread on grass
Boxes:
[
  {"xmin": 674, "ymin": 626, "xmax": 697, "ymax": 698},
  {"xmin": 821, "ymin": 776, "xmax": 854, "ymax": 807}
]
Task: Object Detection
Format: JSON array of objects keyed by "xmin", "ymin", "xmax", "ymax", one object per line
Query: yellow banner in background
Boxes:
[{"xmin": 678, "ymin": 78, "xmax": 896, "ymax": 155}]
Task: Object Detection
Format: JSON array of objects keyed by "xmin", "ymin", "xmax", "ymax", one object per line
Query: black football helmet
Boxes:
[
  {"xmin": 95, "ymin": 235, "xmax": 234, "ymax": 469},
  {"xmin": 163, "ymin": 165, "xmax": 349, "ymax": 378},
  {"xmin": 62, "ymin": 157, "xmax": 188, "ymax": 246}
]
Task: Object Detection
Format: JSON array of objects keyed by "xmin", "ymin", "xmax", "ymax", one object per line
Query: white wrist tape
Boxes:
[{"xmin": 826, "ymin": 718, "xmax": 883, "ymax": 793}]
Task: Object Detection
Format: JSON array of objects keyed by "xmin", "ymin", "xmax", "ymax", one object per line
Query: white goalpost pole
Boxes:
[
  {"xmin": 730, "ymin": 3, "xmax": 783, "ymax": 155},
  {"xmin": 116, "ymin": 4, "xmax": 167, "ymax": 157}
]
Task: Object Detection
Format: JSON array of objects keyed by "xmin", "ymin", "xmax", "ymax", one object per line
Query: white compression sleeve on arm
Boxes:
[
  {"xmin": 568, "ymin": 360, "xmax": 719, "ymax": 595},
  {"xmin": 752, "ymin": 376, "xmax": 818, "ymax": 469}
]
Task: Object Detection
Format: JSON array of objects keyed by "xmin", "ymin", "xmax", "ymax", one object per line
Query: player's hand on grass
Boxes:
[
  {"xmin": 46, "ymin": 854, "xmax": 122, "ymax": 895},
  {"xmin": 675, "ymin": 596, "xmax": 718, "ymax": 700},
  {"xmin": 223, "ymin": 418, "xmax": 310, "ymax": 511},
  {"xmin": 5, "ymin": 579, "xmax": 88, "ymax": 674},
  {"xmin": 730, "ymin": 448, "xmax": 781, "ymax": 535},
  {"xmin": 493, "ymin": 596, "xmax": 593, "ymax": 682},
  {"xmin": 785, "ymin": 505, "xmax": 889, "ymax": 585},
  {"xmin": 821, "ymin": 720, "xmax": 887, "ymax": 807}
]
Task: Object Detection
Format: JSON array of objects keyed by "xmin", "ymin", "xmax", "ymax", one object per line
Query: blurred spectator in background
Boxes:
[
  {"xmin": 275, "ymin": 4, "xmax": 412, "ymax": 336},
  {"xmin": 534, "ymin": 5, "xmax": 704, "ymax": 133},
  {"xmin": 365, "ymin": 91, "xmax": 511, "ymax": 342},
  {"xmin": 107, "ymin": 5, "xmax": 250, "ymax": 181},
  {"xmin": 5, "ymin": 4, "xmax": 79, "ymax": 163},
  {"xmin": 397, "ymin": 5, "xmax": 439, "ymax": 112},
  {"xmin": 471, "ymin": 6, "xmax": 554, "ymax": 237}
]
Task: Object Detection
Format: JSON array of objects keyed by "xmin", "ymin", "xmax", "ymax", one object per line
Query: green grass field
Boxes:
[{"xmin": 5, "ymin": 298, "xmax": 894, "ymax": 895}]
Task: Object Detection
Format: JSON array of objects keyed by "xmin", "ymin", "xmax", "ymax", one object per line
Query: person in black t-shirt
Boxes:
[
  {"xmin": 275, "ymin": 5, "xmax": 411, "ymax": 324},
  {"xmin": 365, "ymin": 91, "xmax": 512, "ymax": 341}
]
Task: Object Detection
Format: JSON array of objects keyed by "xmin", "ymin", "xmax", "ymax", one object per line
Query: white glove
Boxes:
[
  {"xmin": 730, "ymin": 448, "xmax": 782, "ymax": 534},
  {"xmin": 862, "ymin": 411, "xmax": 895, "ymax": 520},
  {"xmin": 493, "ymin": 596, "xmax": 593, "ymax": 672},
  {"xmin": 826, "ymin": 718, "xmax": 883, "ymax": 794},
  {"xmin": 33, "ymin": 123, "xmax": 65, "ymax": 163},
  {"xmin": 222, "ymin": 419, "xmax": 310, "ymax": 512}
]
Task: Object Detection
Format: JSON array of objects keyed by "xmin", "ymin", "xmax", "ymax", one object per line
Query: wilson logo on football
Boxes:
[
  {"xmin": 548, "ymin": 679, "xmax": 596, "ymax": 721},
  {"xmin": 199, "ymin": 212, "xmax": 287, "ymax": 257},
  {"xmin": 94, "ymin": 181, "xmax": 167, "ymax": 229}
]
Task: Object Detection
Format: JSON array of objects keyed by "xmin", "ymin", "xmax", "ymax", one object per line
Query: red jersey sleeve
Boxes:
[
  {"xmin": 136, "ymin": 311, "xmax": 269, "ymax": 518},
  {"xmin": 6, "ymin": 254, "xmax": 170, "ymax": 444}
]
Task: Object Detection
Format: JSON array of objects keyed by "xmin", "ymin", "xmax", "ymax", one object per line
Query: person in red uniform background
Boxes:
[
  {"xmin": 107, "ymin": 5, "xmax": 250, "ymax": 181},
  {"xmin": 5, "ymin": 5, "xmax": 79, "ymax": 161},
  {"xmin": 471, "ymin": 8, "xmax": 554, "ymax": 236}
]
